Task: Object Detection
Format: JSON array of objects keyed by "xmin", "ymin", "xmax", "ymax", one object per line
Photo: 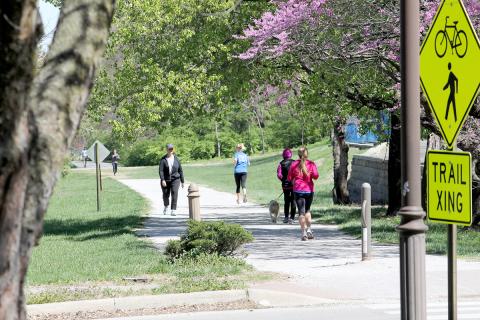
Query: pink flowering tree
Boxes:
[{"xmin": 236, "ymin": 0, "xmax": 480, "ymax": 216}]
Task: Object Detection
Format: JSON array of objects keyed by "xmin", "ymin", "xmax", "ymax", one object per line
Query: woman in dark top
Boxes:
[
  {"xmin": 277, "ymin": 148, "xmax": 296, "ymax": 223},
  {"xmin": 112, "ymin": 149, "xmax": 120, "ymax": 176},
  {"xmin": 159, "ymin": 143, "xmax": 184, "ymax": 216}
]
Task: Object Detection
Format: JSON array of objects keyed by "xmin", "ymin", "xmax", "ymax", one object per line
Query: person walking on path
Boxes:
[
  {"xmin": 159, "ymin": 144, "xmax": 184, "ymax": 216},
  {"xmin": 287, "ymin": 146, "xmax": 319, "ymax": 241},
  {"xmin": 277, "ymin": 148, "xmax": 296, "ymax": 224},
  {"xmin": 233, "ymin": 143, "xmax": 250, "ymax": 204},
  {"xmin": 81, "ymin": 147, "xmax": 88, "ymax": 168},
  {"xmin": 111, "ymin": 149, "xmax": 120, "ymax": 176}
]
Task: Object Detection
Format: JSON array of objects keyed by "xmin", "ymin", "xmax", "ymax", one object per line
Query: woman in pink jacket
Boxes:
[{"xmin": 287, "ymin": 146, "xmax": 319, "ymax": 241}]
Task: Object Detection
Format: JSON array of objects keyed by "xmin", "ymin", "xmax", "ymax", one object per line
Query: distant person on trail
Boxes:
[
  {"xmin": 111, "ymin": 149, "xmax": 120, "ymax": 176},
  {"xmin": 233, "ymin": 143, "xmax": 250, "ymax": 204},
  {"xmin": 81, "ymin": 147, "xmax": 88, "ymax": 168},
  {"xmin": 159, "ymin": 144, "xmax": 184, "ymax": 216},
  {"xmin": 277, "ymin": 148, "xmax": 296, "ymax": 224},
  {"xmin": 287, "ymin": 146, "xmax": 319, "ymax": 241}
]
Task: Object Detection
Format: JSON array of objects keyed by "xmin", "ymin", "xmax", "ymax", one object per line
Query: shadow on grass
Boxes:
[
  {"xmin": 313, "ymin": 206, "xmax": 396, "ymax": 241},
  {"xmin": 43, "ymin": 215, "xmax": 144, "ymax": 242}
]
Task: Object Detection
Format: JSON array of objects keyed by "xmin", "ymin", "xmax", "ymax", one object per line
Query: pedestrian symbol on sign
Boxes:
[{"xmin": 443, "ymin": 62, "xmax": 458, "ymax": 122}]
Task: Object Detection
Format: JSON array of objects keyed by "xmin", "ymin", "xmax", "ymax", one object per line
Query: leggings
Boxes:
[
  {"xmin": 112, "ymin": 163, "xmax": 118, "ymax": 174},
  {"xmin": 283, "ymin": 189, "xmax": 296, "ymax": 219},
  {"xmin": 162, "ymin": 179, "xmax": 180, "ymax": 210},
  {"xmin": 294, "ymin": 192, "xmax": 314, "ymax": 215},
  {"xmin": 234, "ymin": 172, "xmax": 247, "ymax": 193}
]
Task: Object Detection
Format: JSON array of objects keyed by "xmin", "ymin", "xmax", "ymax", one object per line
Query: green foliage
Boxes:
[
  {"xmin": 191, "ymin": 140, "xmax": 215, "ymax": 160},
  {"xmin": 61, "ymin": 157, "xmax": 73, "ymax": 177},
  {"xmin": 88, "ymin": 0, "xmax": 270, "ymax": 141},
  {"xmin": 124, "ymin": 139, "xmax": 165, "ymax": 167},
  {"xmin": 165, "ymin": 220, "xmax": 254, "ymax": 260}
]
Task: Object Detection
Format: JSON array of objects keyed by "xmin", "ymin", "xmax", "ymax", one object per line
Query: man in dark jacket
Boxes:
[{"xmin": 159, "ymin": 144, "xmax": 184, "ymax": 216}]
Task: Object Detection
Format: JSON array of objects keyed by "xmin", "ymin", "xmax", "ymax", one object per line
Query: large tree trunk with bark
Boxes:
[
  {"xmin": 0, "ymin": 1, "xmax": 115, "ymax": 319},
  {"xmin": 386, "ymin": 113, "xmax": 401, "ymax": 216},
  {"xmin": 331, "ymin": 120, "xmax": 351, "ymax": 204},
  {"xmin": 457, "ymin": 118, "xmax": 480, "ymax": 226}
]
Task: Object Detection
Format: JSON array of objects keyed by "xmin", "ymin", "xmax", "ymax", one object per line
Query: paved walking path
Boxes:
[{"xmin": 119, "ymin": 179, "xmax": 480, "ymax": 304}]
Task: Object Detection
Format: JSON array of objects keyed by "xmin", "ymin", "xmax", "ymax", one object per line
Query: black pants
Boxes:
[
  {"xmin": 234, "ymin": 172, "xmax": 247, "ymax": 193},
  {"xmin": 162, "ymin": 179, "xmax": 180, "ymax": 210},
  {"xmin": 294, "ymin": 192, "xmax": 314, "ymax": 215},
  {"xmin": 112, "ymin": 163, "xmax": 118, "ymax": 175},
  {"xmin": 283, "ymin": 189, "xmax": 296, "ymax": 219}
]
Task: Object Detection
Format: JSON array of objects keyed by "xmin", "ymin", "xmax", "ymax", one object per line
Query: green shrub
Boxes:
[
  {"xmin": 190, "ymin": 141, "xmax": 215, "ymax": 160},
  {"xmin": 165, "ymin": 221, "xmax": 254, "ymax": 260},
  {"xmin": 124, "ymin": 133, "xmax": 218, "ymax": 166},
  {"xmin": 165, "ymin": 240, "xmax": 182, "ymax": 259},
  {"xmin": 62, "ymin": 157, "xmax": 73, "ymax": 177},
  {"xmin": 124, "ymin": 139, "xmax": 164, "ymax": 166}
]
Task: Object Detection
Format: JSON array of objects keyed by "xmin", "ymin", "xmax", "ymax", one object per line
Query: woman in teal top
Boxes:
[{"xmin": 233, "ymin": 143, "xmax": 250, "ymax": 204}]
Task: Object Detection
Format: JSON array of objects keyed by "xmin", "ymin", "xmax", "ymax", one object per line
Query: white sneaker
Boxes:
[
  {"xmin": 170, "ymin": 210, "xmax": 176, "ymax": 216},
  {"xmin": 163, "ymin": 207, "xmax": 168, "ymax": 215}
]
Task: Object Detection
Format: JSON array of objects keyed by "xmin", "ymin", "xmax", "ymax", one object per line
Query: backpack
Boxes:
[{"xmin": 280, "ymin": 159, "xmax": 294, "ymax": 189}]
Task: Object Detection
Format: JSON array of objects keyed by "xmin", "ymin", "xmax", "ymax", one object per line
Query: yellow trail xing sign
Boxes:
[
  {"xmin": 420, "ymin": 0, "xmax": 480, "ymax": 148},
  {"xmin": 427, "ymin": 150, "xmax": 472, "ymax": 226}
]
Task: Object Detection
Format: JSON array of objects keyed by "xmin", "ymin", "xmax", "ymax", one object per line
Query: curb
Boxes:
[{"xmin": 27, "ymin": 289, "xmax": 335, "ymax": 316}]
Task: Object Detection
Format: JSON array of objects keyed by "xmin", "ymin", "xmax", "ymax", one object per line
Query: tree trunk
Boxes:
[
  {"xmin": 301, "ymin": 115, "xmax": 305, "ymax": 145},
  {"xmin": 215, "ymin": 121, "xmax": 221, "ymax": 157},
  {"xmin": 421, "ymin": 133, "xmax": 442, "ymax": 211},
  {"xmin": 253, "ymin": 110, "xmax": 265, "ymax": 154},
  {"xmin": 331, "ymin": 121, "xmax": 351, "ymax": 204},
  {"xmin": 386, "ymin": 113, "xmax": 402, "ymax": 216},
  {"xmin": 0, "ymin": 1, "xmax": 115, "ymax": 319},
  {"xmin": 471, "ymin": 159, "xmax": 480, "ymax": 226}
]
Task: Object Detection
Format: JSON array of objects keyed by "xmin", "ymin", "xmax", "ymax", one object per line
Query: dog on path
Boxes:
[{"xmin": 268, "ymin": 200, "xmax": 280, "ymax": 223}]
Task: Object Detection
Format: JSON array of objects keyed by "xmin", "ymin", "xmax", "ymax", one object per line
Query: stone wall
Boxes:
[
  {"xmin": 348, "ymin": 141, "xmax": 427, "ymax": 204},
  {"xmin": 348, "ymin": 155, "xmax": 389, "ymax": 204}
]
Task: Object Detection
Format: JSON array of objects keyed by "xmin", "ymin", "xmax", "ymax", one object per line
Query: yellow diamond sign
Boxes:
[{"xmin": 420, "ymin": 0, "xmax": 480, "ymax": 148}]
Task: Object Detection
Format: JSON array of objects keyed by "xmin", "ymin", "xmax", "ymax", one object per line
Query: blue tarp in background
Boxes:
[{"xmin": 345, "ymin": 113, "xmax": 389, "ymax": 144}]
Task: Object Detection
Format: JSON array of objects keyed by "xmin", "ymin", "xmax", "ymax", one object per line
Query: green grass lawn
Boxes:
[
  {"xmin": 27, "ymin": 171, "xmax": 268, "ymax": 304},
  {"xmin": 117, "ymin": 141, "xmax": 480, "ymax": 258},
  {"xmin": 316, "ymin": 206, "xmax": 480, "ymax": 257}
]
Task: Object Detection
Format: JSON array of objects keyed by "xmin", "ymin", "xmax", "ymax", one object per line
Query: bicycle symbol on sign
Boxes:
[{"xmin": 435, "ymin": 16, "xmax": 468, "ymax": 58}]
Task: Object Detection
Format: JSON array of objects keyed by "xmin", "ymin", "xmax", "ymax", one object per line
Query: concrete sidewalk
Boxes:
[{"xmin": 120, "ymin": 179, "xmax": 480, "ymax": 304}]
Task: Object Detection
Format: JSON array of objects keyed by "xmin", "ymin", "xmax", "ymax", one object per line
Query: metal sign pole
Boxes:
[
  {"xmin": 95, "ymin": 142, "xmax": 100, "ymax": 211},
  {"xmin": 446, "ymin": 144, "xmax": 457, "ymax": 320},
  {"xmin": 448, "ymin": 224, "xmax": 457, "ymax": 320},
  {"xmin": 99, "ymin": 163, "xmax": 103, "ymax": 191},
  {"xmin": 397, "ymin": 0, "xmax": 428, "ymax": 319}
]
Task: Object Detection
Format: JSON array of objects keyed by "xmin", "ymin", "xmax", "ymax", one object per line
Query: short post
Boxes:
[
  {"xmin": 361, "ymin": 183, "xmax": 372, "ymax": 261},
  {"xmin": 188, "ymin": 184, "xmax": 201, "ymax": 221}
]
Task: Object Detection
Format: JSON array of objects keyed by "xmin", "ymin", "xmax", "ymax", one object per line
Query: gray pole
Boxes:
[
  {"xmin": 95, "ymin": 142, "xmax": 100, "ymax": 212},
  {"xmin": 448, "ymin": 224, "xmax": 457, "ymax": 320},
  {"xmin": 361, "ymin": 183, "xmax": 372, "ymax": 261},
  {"xmin": 397, "ymin": 0, "xmax": 428, "ymax": 319}
]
